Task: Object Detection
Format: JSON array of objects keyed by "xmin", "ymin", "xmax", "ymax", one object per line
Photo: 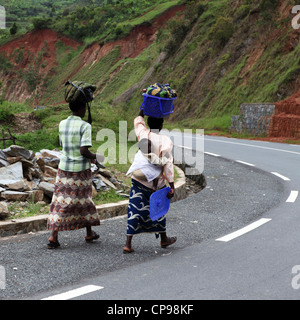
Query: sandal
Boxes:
[
  {"xmin": 47, "ymin": 240, "xmax": 60, "ymax": 249},
  {"xmin": 123, "ymin": 247, "xmax": 135, "ymax": 254},
  {"xmin": 161, "ymin": 236, "xmax": 177, "ymax": 248},
  {"xmin": 85, "ymin": 232, "xmax": 100, "ymax": 243}
]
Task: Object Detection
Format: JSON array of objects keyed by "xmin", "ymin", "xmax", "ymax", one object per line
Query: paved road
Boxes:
[{"xmin": 1, "ymin": 133, "xmax": 295, "ymax": 301}]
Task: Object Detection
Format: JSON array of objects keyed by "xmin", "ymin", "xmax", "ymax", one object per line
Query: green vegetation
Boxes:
[
  {"xmin": 93, "ymin": 189, "xmax": 127, "ymax": 204},
  {"xmin": 209, "ymin": 17, "xmax": 235, "ymax": 48},
  {"xmin": 8, "ymin": 200, "xmax": 49, "ymax": 219},
  {"xmin": 1, "ymin": 0, "xmax": 300, "ymax": 146},
  {"xmin": 0, "ymin": 0, "xmax": 182, "ymax": 44}
]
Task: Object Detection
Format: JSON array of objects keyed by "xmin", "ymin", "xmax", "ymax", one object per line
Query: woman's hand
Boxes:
[
  {"xmin": 167, "ymin": 188, "xmax": 175, "ymax": 199},
  {"xmin": 139, "ymin": 109, "xmax": 144, "ymax": 117},
  {"xmin": 167, "ymin": 182, "xmax": 175, "ymax": 199}
]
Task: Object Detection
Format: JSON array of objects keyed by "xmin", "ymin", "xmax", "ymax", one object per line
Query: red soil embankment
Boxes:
[
  {"xmin": 0, "ymin": 29, "xmax": 80, "ymax": 71},
  {"xmin": 81, "ymin": 4, "xmax": 185, "ymax": 66},
  {"xmin": 268, "ymin": 91, "xmax": 300, "ymax": 139}
]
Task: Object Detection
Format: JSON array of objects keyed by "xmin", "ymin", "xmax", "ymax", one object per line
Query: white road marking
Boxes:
[
  {"xmin": 216, "ymin": 218, "xmax": 272, "ymax": 242},
  {"xmin": 41, "ymin": 285, "xmax": 104, "ymax": 300},
  {"xmin": 205, "ymin": 152, "xmax": 220, "ymax": 157},
  {"xmin": 178, "ymin": 145, "xmax": 193, "ymax": 150},
  {"xmin": 271, "ymin": 172, "xmax": 291, "ymax": 181},
  {"xmin": 235, "ymin": 160, "xmax": 255, "ymax": 167},
  {"xmin": 286, "ymin": 191, "xmax": 299, "ymax": 203},
  {"xmin": 205, "ymin": 137, "xmax": 300, "ymax": 155}
]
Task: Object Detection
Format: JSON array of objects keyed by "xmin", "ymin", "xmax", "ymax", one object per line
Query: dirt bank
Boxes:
[
  {"xmin": 81, "ymin": 4, "xmax": 185, "ymax": 67},
  {"xmin": 268, "ymin": 91, "xmax": 300, "ymax": 139}
]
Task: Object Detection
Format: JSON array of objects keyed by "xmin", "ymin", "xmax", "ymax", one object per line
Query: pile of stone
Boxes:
[{"xmin": 0, "ymin": 145, "xmax": 130, "ymax": 220}]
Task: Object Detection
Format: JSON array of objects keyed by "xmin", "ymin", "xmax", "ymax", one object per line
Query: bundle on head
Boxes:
[{"xmin": 65, "ymin": 80, "xmax": 96, "ymax": 124}]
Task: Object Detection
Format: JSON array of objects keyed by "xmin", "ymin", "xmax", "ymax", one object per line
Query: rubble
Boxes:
[{"xmin": 0, "ymin": 145, "xmax": 131, "ymax": 220}]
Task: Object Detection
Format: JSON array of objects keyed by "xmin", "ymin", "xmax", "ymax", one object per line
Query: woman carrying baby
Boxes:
[{"xmin": 123, "ymin": 109, "xmax": 177, "ymax": 253}]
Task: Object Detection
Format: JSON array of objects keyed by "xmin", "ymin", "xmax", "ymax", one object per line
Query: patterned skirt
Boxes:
[
  {"xmin": 47, "ymin": 169, "xmax": 100, "ymax": 232},
  {"xmin": 127, "ymin": 179, "xmax": 166, "ymax": 236}
]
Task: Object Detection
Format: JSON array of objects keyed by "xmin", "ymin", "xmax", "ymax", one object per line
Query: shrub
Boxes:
[
  {"xmin": 32, "ymin": 17, "xmax": 52, "ymax": 30},
  {"xmin": 165, "ymin": 19, "xmax": 190, "ymax": 55},
  {"xmin": 0, "ymin": 106, "xmax": 14, "ymax": 122},
  {"xmin": 209, "ymin": 17, "xmax": 235, "ymax": 48},
  {"xmin": 259, "ymin": 0, "xmax": 279, "ymax": 20}
]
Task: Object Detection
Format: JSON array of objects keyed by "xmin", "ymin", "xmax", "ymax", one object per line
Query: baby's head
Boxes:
[{"xmin": 138, "ymin": 138, "xmax": 154, "ymax": 155}]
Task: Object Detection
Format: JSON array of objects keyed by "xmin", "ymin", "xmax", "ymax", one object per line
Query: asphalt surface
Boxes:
[{"xmin": 0, "ymin": 152, "xmax": 283, "ymax": 300}]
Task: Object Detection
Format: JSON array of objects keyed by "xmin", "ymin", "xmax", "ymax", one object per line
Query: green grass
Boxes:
[
  {"xmin": 93, "ymin": 189, "xmax": 127, "ymax": 205},
  {"xmin": 117, "ymin": 0, "xmax": 182, "ymax": 27},
  {"xmin": 8, "ymin": 200, "xmax": 49, "ymax": 219}
]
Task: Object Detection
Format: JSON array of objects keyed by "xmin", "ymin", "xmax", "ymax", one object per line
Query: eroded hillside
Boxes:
[{"xmin": 0, "ymin": 0, "xmax": 300, "ymax": 138}]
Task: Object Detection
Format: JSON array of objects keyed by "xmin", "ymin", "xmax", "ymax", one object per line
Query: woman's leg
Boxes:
[
  {"xmin": 86, "ymin": 226, "xmax": 93, "ymax": 237},
  {"xmin": 123, "ymin": 235, "xmax": 134, "ymax": 253},
  {"xmin": 85, "ymin": 226, "xmax": 99, "ymax": 242},
  {"xmin": 160, "ymin": 232, "xmax": 177, "ymax": 248},
  {"xmin": 48, "ymin": 230, "xmax": 60, "ymax": 249},
  {"xmin": 48, "ymin": 230, "xmax": 58, "ymax": 243}
]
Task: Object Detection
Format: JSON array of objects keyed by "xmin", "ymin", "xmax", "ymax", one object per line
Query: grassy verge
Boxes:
[{"xmin": 8, "ymin": 201, "xmax": 49, "ymax": 220}]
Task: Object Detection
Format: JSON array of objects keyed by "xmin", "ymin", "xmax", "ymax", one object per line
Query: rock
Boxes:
[
  {"xmin": 0, "ymin": 158, "xmax": 9, "ymax": 167},
  {"xmin": 0, "ymin": 162, "xmax": 24, "ymax": 187},
  {"xmin": 118, "ymin": 193, "xmax": 130, "ymax": 198},
  {"xmin": 92, "ymin": 176, "xmax": 107, "ymax": 190},
  {"xmin": 38, "ymin": 181, "xmax": 54, "ymax": 198},
  {"xmin": 24, "ymin": 179, "xmax": 38, "ymax": 191},
  {"xmin": 44, "ymin": 157, "xmax": 60, "ymax": 169},
  {"xmin": 0, "ymin": 202, "xmax": 9, "ymax": 220},
  {"xmin": 36, "ymin": 157, "xmax": 45, "ymax": 172},
  {"xmin": 6, "ymin": 156, "xmax": 22, "ymax": 165},
  {"xmin": 27, "ymin": 190, "xmax": 44, "ymax": 203},
  {"xmin": 100, "ymin": 175, "xmax": 117, "ymax": 190},
  {"xmin": 6, "ymin": 180, "xmax": 29, "ymax": 192},
  {"xmin": 2, "ymin": 191, "xmax": 29, "ymax": 202},
  {"xmin": 0, "ymin": 150, "xmax": 9, "ymax": 167},
  {"xmin": 0, "ymin": 150, "xmax": 7, "ymax": 161},
  {"xmin": 3, "ymin": 145, "xmax": 33, "ymax": 160},
  {"xmin": 35, "ymin": 152, "xmax": 43, "ymax": 159},
  {"xmin": 44, "ymin": 165, "xmax": 58, "ymax": 178},
  {"xmin": 40, "ymin": 149, "xmax": 62, "ymax": 159},
  {"xmin": 23, "ymin": 167, "xmax": 42, "ymax": 181},
  {"xmin": 19, "ymin": 158, "xmax": 34, "ymax": 169},
  {"xmin": 99, "ymin": 169, "xmax": 113, "ymax": 179}
]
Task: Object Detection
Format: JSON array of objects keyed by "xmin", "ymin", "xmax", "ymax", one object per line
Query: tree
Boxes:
[
  {"xmin": 10, "ymin": 22, "xmax": 18, "ymax": 35},
  {"xmin": 32, "ymin": 17, "xmax": 52, "ymax": 30}
]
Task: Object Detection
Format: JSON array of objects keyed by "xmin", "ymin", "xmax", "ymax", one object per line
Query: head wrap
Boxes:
[{"xmin": 65, "ymin": 80, "xmax": 96, "ymax": 124}]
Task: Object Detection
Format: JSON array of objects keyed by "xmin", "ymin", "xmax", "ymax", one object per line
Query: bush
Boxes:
[
  {"xmin": 0, "ymin": 106, "xmax": 14, "ymax": 122},
  {"xmin": 209, "ymin": 17, "xmax": 235, "ymax": 48},
  {"xmin": 259, "ymin": 0, "xmax": 279, "ymax": 12},
  {"xmin": 0, "ymin": 54, "xmax": 12, "ymax": 72},
  {"xmin": 10, "ymin": 23, "xmax": 18, "ymax": 35},
  {"xmin": 32, "ymin": 17, "xmax": 52, "ymax": 30},
  {"xmin": 165, "ymin": 19, "xmax": 190, "ymax": 55},
  {"xmin": 259, "ymin": 0, "xmax": 279, "ymax": 21}
]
